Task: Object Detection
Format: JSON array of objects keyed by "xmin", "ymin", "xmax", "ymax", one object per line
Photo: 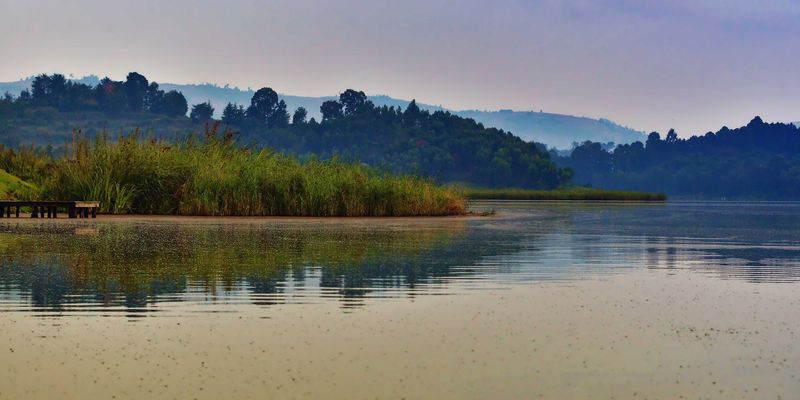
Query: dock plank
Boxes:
[{"xmin": 0, "ymin": 201, "xmax": 100, "ymax": 219}]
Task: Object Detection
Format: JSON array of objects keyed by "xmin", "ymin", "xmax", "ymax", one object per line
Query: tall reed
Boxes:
[{"xmin": 37, "ymin": 126, "xmax": 466, "ymax": 216}]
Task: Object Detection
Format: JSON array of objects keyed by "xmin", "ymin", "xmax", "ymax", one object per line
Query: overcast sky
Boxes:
[{"xmin": 0, "ymin": 0, "xmax": 798, "ymax": 135}]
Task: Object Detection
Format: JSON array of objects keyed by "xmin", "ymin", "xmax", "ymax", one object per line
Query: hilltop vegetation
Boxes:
[
  {"xmin": 0, "ymin": 73, "xmax": 572, "ymax": 189},
  {"xmin": 0, "ymin": 75, "xmax": 645, "ymax": 149},
  {"xmin": 555, "ymin": 117, "xmax": 800, "ymax": 199}
]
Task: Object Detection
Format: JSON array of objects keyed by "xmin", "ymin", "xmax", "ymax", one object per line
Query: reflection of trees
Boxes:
[
  {"xmin": 8, "ymin": 203, "xmax": 795, "ymax": 315},
  {"xmin": 0, "ymin": 219, "xmax": 526, "ymax": 312}
]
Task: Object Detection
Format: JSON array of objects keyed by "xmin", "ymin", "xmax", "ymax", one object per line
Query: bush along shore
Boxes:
[
  {"xmin": 0, "ymin": 126, "xmax": 466, "ymax": 216},
  {"xmin": 462, "ymin": 187, "xmax": 667, "ymax": 201}
]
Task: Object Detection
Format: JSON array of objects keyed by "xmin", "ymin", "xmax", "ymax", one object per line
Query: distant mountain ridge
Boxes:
[{"xmin": 0, "ymin": 75, "xmax": 644, "ymax": 149}]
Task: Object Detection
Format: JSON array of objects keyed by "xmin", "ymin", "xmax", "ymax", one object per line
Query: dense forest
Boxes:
[
  {"xmin": 0, "ymin": 72, "xmax": 571, "ymax": 189},
  {"xmin": 554, "ymin": 117, "xmax": 800, "ymax": 199}
]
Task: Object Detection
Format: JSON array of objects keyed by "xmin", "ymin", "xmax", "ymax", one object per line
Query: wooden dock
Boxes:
[{"xmin": 0, "ymin": 201, "xmax": 100, "ymax": 219}]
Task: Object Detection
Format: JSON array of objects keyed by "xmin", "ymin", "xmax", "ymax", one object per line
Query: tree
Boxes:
[
  {"xmin": 190, "ymin": 102, "xmax": 215, "ymax": 122},
  {"xmin": 143, "ymin": 82, "xmax": 165, "ymax": 112},
  {"xmin": 646, "ymin": 132, "xmax": 661, "ymax": 149},
  {"xmin": 48, "ymin": 74, "xmax": 67, "ymax": 103},
  {"xmin": 404, "ymin": 99, "xmax": 421, "ymax": 117},
  {"xmin": 30, "ymin": 74, "xmax": 66, "ymax": 106},
  {"xmin": 339, "ymin": 89, "xmax": 370, "ymax": 116},
  {"xmin": 95, "ymin": 78, "xmax": 127, "ymax": 112},
  {"xmin": 292, "ymin": 107, "xmax": 308, "ymax": 124},
  {"xmin": 30, "ymin": 74, "xmax": 50, "ymax": 104},
  {"xmin": 246, "ymin": 87, "xmax": 279, "ymax": 125},
  {"xmin": 266, "ymin": 100, "xmax": 289, "ymax": 128},
  {"xmin": 221, "ymin": 103, "xmax": 246, "ymax": 125},
  {"xmin": 665, "ymin": 129, "xmax": 678, "ymax": 143},
  {"xmin": 162, "ymin": 90, "xmax": 188, "ymax": 117},
  {"xmin": 17, "ymin": 89, "xmax": 31, "ymax": 103},
  {"xmin": 320, "ymin": 100, "xmax": 343, "ymax": 122},
  {"xmin": 123, "ymin": 72, "xmax": 149, "ymax": 111}
]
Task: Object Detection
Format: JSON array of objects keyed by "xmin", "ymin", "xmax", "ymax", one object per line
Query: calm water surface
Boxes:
[{"xmin": 1, "ymin": 201, "xmax": 798, "ymax": 399}]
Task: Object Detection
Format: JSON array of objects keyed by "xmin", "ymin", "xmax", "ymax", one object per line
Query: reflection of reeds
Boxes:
[
  {"xmin": 0, "ymin": 221, "xmax": 468, "ymax": 305},
  {"xmin": 31, "ymin": 127, "xmax": 465, "ymax": 216}
]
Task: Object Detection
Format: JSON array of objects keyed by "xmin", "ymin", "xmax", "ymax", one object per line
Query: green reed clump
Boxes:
[
  {"xmin": 463, "ymin": 187, "xmax": 667, "ymax": 201},
  {"xmin": 37, "ymin": 127, "xmax": 466, "ymax": 216}
]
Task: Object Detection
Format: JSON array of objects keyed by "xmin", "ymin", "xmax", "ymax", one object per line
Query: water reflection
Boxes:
[
  {"xmin": 1, "ymin": 201, "xmax": 800, "ymax": 317},
  {"xmin": 0, "ymin": 218, "xmax": 529, "ymax": 314}
]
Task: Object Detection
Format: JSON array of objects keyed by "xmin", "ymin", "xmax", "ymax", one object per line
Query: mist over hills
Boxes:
[{"xmin": 0, "ymin": 75, "xmax": 643, "ymax": 149}]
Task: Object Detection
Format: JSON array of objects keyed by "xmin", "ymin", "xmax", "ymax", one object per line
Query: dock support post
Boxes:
[
  {"xmin": 91, "ymin": 207, "xmax": 97, "ymax": 218},
  {"xmin": 68, "ymin": 206, "xmax": 76, "ymax": 219},
  {"xmin": 31, "ymin": 206, "xmax": 38, "ymax": 218},
  {"xmin": 0, "ymin": 205, "xmax": 3, "ymax": 218},
  {"xmin": 15, "ymin": 206, "xmax": 19, "ymax": 218},
  {"xmin": 53, "ymin": 207, "xmax": 58, "ymax": 219}
]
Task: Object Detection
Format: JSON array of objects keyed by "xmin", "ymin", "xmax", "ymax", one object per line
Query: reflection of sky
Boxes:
[{"xmin": 1, "ymin": 0, "xmax": 798, "ymax": 134}]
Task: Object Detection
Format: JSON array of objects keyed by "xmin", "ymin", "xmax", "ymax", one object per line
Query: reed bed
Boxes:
[
  {"xmin": 36, "ymin": 128, "xmax": 466, "ymax": 216},
  {"xmin": 463, "ymin": 187, "xmax": 666, "ymax": 201}
]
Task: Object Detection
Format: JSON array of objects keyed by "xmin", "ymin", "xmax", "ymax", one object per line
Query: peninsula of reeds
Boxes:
[{"xmin": 1, "ymin": 127, "xmax": 466, "ymax": 217}]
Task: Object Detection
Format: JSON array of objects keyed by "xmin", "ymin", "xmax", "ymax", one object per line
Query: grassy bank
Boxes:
[
  {"xmin": 1, "ymin": 127, "xmax": 466, "ymax": 216},
  {"xmin": 0, "ymin": 169, "xmax": 34, "ymax": 199},
  {"xmin": 463, "ymin": 187, "xmax": 667, "ymax": 201}
]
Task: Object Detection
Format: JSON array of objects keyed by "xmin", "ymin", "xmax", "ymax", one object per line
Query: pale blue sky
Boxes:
[{"xmin": 0, "ymin": 0, "xmax": 798, "ymax": 135}]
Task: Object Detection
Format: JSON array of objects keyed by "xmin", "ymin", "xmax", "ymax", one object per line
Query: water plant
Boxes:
[{"xmin": 33, "ymin": 126, "xmax": 466, "ymax": 216}]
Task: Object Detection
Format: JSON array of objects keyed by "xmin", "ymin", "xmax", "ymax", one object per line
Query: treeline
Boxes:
[
  {"xmin": 219, "ymin": 88, "xmax": 571, "ymax": 188},
  {"xmin": 0, "ymin": 72, "xmax": 572, "ymax": 189},
  {"xmin": 554, "ymin": 117, "xmax": 800, "ymax": 199},
  {"xmin": 0, "ymin": 73, "xmax": 191, "ymax": 117}
]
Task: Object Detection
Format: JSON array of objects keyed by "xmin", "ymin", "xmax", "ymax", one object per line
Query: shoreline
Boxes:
[
  {"xmin": 463, "ymin": 187, "xmax": 667, "ymax": 201},
  {"xmin": 0, "ymin": 212, "xmax": 497, "ymax": 225}
]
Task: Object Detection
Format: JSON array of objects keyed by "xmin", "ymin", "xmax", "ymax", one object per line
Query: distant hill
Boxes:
[
  {"xmin": 455, "ymin": 110, "xmax": 643, "ymax": 149},
  {"xmin": 1, "ymin": 76, "xmax": 644, "ymax": 149}
]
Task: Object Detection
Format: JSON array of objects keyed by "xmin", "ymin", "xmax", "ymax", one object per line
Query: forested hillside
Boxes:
[
  {"xmin": 0, "ymin": 75, "xmax": 644, "ymax": 148},
  {"xmin": 0, "ymin": 73, "xmax": 571, "ymax": 189},
  {"xmin": 555, "ymin": 117, "xmax": 800, "ymax": 199}
]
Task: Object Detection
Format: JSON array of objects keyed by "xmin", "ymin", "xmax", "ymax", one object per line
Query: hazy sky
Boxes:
[{"xmin": 0, "ymin": 0, "xmax": 798, "ymax": 135}]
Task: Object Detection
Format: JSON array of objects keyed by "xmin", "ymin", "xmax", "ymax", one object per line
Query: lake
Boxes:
[{"xmin": 1, "ymin": 201, "xmax": 799, "ymax": 399}]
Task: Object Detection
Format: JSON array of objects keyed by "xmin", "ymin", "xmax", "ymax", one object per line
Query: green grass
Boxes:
[
  {"xmin": 30, "ymin": 127, "xmax": 466, "ymax": 216},
  {"xmin": 462, "ymin": 187, "xmax": 667, "ymax": 201},
  {"xmin": 0, "ymin": 169, "xmax": 35, "ymax": 199}
]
